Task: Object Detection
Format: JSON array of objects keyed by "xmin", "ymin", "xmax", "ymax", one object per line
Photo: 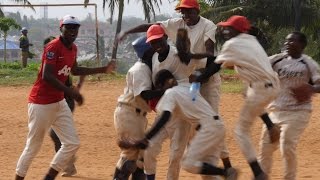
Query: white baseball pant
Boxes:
[
  {"xmin": 259, "ymin": 110, "xmax": 311, "ymax": 180},
  {"xmin": 114, "ymin": 104, "xmax": 148, "ymax": 169},
  {"xmin": 16, "ymin": 99, "xmax": 80, "ymax": 177},
  {"xmin": 182, "ymin": 118, "xmax": 225, "ymax": 175},
  {"xmin": 144, "ymin": 117, "xmax": 191, "ymax": 180},
  {"xmin": 234, "ymin": 82, "xmax": 279, "ymax": 163}
]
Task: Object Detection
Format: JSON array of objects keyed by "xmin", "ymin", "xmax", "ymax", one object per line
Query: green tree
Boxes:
[
  {"xmin": 0, "ymin": 17, "xmax": 21, "ymax": 63},
  {"xmin": 85, "ymin": 0, "xmax": 163, "ymax": 60}
]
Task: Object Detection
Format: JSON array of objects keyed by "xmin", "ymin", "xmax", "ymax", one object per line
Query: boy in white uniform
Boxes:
[
  {"xmin": 113, "ymin": 36, "xmax": 163, "ymax": 180},
  {"xmin": 258, "ymin": 32, "xmax": 320, "ymax": 180},
  {"xmin": 125, "ymin": 69, "xmax": 237, "ymax": 180},
  {"xmin": 204, "ymin": 15, "xmax": 281, "ymax": 180},
  {"xmin": 144, "ymin": 24, "xmax": 211, "ymax": 180}
]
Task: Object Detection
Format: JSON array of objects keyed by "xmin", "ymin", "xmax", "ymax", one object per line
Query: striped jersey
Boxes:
[{"xmin": 268, "ymin": 53, "xmax": 320, "ymax": 111}]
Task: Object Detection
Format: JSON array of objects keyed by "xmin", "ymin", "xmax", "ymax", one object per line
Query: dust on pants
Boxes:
[
  {"xmin": 235, "ymin": 82, "xmax": 279, "ymax": 163},
  {"xmin": 16, "ymin": 99, "xmax": 80, "ymax": 177},
  {"xmin": 259, "ymin": 110, "xmax": 311, "ymax": 180},
  {"xmin": 144, "ymin": 117, "xmax": 191, "ymax": 180},
  {"xmin": 182, "ymin": 119, "xmax": 225, "ymax": 174},
  {"xmin": 114, "ymin": 105, "xmax": 147, "ymax": 169}
]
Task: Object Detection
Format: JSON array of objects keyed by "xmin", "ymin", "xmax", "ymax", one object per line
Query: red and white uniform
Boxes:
[
  {"xmin": 215, "ymin": 33, "xmax": 280, "ymax": 163},
  {"xmin": 16, "ymin": 37, "xmax": 80, "ymax": 177},
  {"xmin": 259, "ymin": 53, "xmax": 320, "ymax": 180}
]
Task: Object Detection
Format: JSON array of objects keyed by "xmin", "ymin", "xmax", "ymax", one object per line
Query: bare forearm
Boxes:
[
  {"xmin": 43, "ymin": 73, "xmax": 70, "ymax": 93},
  {"xmin": 124, "ymin": 23, "xmax": 154, "ymax": 35},
  {"xmin": 72, "ymin": 66, "xmax": 106, "ymax": 76}
]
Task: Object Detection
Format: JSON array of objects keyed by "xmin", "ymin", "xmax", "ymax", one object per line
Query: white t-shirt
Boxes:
[
  {"xmin": 118, "ymin": 61, "xmax": 152, "ymax": 112},
  {"xmin": 215, "ymin": 33, "xmax": 279, "ymax": 85},
  {"xmin": 160, "ymin": 16, "xmax": 217, "ymax": 68},
  {"xmin": 151, "ymin": 45, "xmax": 198, "ymax": 84},
  {"xmin": 268, "ymin": 53, "xmax": 320, "ymax": 111},
  {"xmin": 156, "ymin": 82, "xmax": 218, "ymax": 125}
]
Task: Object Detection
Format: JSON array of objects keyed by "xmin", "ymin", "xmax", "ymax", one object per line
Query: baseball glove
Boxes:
[
  {"xmin": 117, "ymin": 138, "xmax": 149, "ymax": 150},
  {"xmin": 268, "ymin": 124, "xmax": 281, "ymax": 143},
  {"xmin": 290, "ymin": 83, "xmax": 314, "ymax": 103}
]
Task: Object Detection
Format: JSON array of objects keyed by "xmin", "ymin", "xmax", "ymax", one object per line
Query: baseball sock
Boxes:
[
  {"xmin": 200, "ymin": 162, "xmax": 225, "ymax": 175},
  {"xmin": 131, "ymin": 167, "xmax": 146, "ymax": 180},
  {"xmin": 222, "ymin": 157, "xmax": 232, "ymax": 169},
  {"xmin": 249, "ymin": 160, "xmax": 264, "ymax": 177},
  {"xmin": 43, "ymin": 168, "xmax": 58, "ymax": 180},
  {"xmin": 146, "ymin": 174, "xmax": 155, "ymax": 180},
  {"xmin": 15, "ymin": 175, "xmax": 24, "ymax": 180}
]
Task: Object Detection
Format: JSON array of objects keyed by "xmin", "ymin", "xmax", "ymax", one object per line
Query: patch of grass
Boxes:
[{"xmin": 221, "ymin": 79, "xmax": 244, "ymax": 93}]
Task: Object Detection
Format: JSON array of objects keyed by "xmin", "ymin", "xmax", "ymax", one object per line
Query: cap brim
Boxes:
[
  {"xmin": 146, "ymin": 34, "xmax": 164, "ymax": 43},
  {"xmin": 217, "ymin": 21, "xmax": 232, "ymax": 27}
]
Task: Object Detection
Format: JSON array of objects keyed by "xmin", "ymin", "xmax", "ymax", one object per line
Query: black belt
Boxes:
[
  {"xmin": 118, "ymin": 103, "xmax": 147, "ymax": 117},
  {"xmin": 249, "ymin": 82, "xmax": 273, "ymax": 88}
]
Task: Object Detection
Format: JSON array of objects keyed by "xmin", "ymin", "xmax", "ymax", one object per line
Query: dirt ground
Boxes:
[{"xmin": 0, "ymin": 80, "xmax": 319, "ymax": 180}]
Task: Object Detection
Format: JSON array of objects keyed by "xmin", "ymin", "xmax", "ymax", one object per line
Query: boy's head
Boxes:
[
  {"xmin": 154, "ymin": 69, "xmax": 178, "ymax": 90},
  {"xmin": 146, "ymin": 25, "xmax": 168, "ymax": 54},
  {"xmin": 59, "ymin": 15, "xmax": 81, "ymax": 44},
  {"xmin": 218, "ymin": 15, "xmax": 251, "ymax": 40},
  {"xmin": 284, "ymin": 31, "xmax": 307, "ymax": 57},
  {"xmin": 175, "ymin": 0, "xmax": 200, "ymax": 26}
]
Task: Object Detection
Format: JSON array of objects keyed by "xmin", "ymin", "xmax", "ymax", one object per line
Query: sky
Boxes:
[{"xmin": 0, "ymin": 0, "xmax": 179, "ymax": 21}]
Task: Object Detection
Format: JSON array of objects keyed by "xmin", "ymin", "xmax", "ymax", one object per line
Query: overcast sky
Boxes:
[{"xmin": 1, "ymin": 0, "xmax": 179, "ymax": 21}]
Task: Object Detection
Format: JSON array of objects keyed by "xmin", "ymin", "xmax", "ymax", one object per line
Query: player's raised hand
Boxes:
[
  {"xmin": 116, "ymin": 31, "xmax": 127, "ymax": 43},
  {"xmin": 290, "ymin": 83, "xmax": 315, "ymax": 103},
  {"xmin": 268, "ymin": 124, "xmax": 281, "ymax": 143}
]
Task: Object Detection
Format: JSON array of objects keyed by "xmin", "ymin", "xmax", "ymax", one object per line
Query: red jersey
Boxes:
[{"xmin": 29, "ymin": 37, "xmax": 77, "ymax": 104}]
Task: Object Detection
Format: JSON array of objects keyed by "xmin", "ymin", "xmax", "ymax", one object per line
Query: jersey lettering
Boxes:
[{"xmin": 58, "ymin": 65, "xmax": 71, "ymax": 76}]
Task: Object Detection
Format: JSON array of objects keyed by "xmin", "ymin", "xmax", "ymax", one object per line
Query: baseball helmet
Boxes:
[{"xmin": 132, "ymin": 36, "xmax": 152, "ymax": 59}]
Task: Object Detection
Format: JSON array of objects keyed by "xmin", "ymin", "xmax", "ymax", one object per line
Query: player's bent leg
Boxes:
[
  {"xmin": 50, "ymin": 100, "xmax": 80, "ymax": 171},
  {"xmin": 114, "ymin": 158, "xmax": 137, "ymax": 180},
  {"xmin": 16, "ymin": 103, "xmax": 55, "ymax": 177},
  {"xmin": 258, "ymin": 125, "xmax": 278, "ymax": 175}
]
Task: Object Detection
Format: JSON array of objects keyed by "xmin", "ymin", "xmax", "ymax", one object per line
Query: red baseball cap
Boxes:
[
  {"xmin": 218, "ymin": 15, "xmax": 251, "ymax": 33},
  {"xmin": 175, "ymin": 0, "xmax": 200, "ymax": 11},
  {"xmin": 146, "ymin": 25, "xmax": 165, "ymax": 43}
]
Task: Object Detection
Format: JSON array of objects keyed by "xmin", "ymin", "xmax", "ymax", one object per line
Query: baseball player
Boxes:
[
  {"xmin": 117, "ymin": 1, "xmax": 233, "ymax": 174},
  {"xmin": 113, "ymin": 35, "xmax": 164, "ymax": 180},
  {"xmin": 258, "ymin": 32, "xmax": 320, "ymax": 180},
  {"xmin": 143, "ymin": 24, "xmax": 222, "ymax": 180},
  {"xmin": 43, "ymin": 35, "xmax": 84, "ymax": 177},
  {"xmin": 199, "ymin": 15, "xmax": 281, "ymax": 180},
  {"xmin": 15, "ymin": 15, "xmax": 115, "ymax": 180},
  {"xmin": 127, "ymin": 69, "xmax": 238, "ymax": 180}
]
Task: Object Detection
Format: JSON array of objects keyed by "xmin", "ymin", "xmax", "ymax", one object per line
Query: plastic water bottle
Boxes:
[{"xmin": 189, "ymin": 71, "xmax": 201, "ymax": 101}]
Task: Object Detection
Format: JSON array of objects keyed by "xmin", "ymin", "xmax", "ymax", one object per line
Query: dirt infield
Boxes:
[{"xmin": 0, "ymin": 80, "xmax": 319, "ymax": 180}]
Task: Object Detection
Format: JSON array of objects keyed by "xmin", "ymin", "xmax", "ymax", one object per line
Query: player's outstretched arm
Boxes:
[
  {"xmin": 140, "ymin": 89, "xmax": 165, "ymax": 101},
  {"xmin": 71, "ymin": 60, "xmax": 116, "ymax": 76},
  {"xmin": 117, "ymin": 23, "xmax": 156, "ymax": 42},
  {"xmin": 195, "ymin": 57, "xmax": 221, "ymax": 83}
]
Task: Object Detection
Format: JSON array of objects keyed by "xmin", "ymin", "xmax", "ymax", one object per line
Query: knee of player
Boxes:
[
  {"xmin": 181, "ymin": 158, "xmax": 202, "ymax": 174},
  {"xmin": 62, "ymin": 142, "xmax": 80, "ymax": 152}
]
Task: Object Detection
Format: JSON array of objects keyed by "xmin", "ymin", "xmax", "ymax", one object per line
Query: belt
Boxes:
[
  {"xmin": 117, "ymin": 103, "xmax": 147, "ymax": 117},
  {"xmin": 195, "ymin": 116, "xmax": 220, "ymax": 131},
  {"xmin": 249, "ymin": 82, "xmax": 273, "ymax": 88}
]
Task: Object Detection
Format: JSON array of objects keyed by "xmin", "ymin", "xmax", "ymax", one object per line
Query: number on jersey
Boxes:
[{"xmin": 58, "ymin": 65, "xmax": 71, "ymax": 76}]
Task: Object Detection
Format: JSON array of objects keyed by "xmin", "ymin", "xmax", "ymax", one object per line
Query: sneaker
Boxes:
[
  {"xmin": 225, "ymin": 167, "xmax": 238, "ymax": 180},
  {"xmin": 61, "ymin": 164, "xmax": 77, "ymax": 177},
  {"xmin": 254, "ymin": 172, "xmax": 268, "ymax": 180}
]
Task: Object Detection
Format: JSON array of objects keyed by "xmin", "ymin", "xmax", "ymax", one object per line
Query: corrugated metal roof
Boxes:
[{"xmin": 0, "ymin": 40, "xmax": 20, "ymax": 50}]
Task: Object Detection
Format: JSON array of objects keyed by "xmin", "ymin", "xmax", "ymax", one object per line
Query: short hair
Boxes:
[
  {"xmin": 154, "ymin": 69, "xmax": 175, "ymax": 89},
  {"xmin": 291, "ymin": 31, "xmax": 307, "ymax": 47},
  {"xmin": 43, "ymin": 36, "xmax": 56, "ymax": 46}
]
